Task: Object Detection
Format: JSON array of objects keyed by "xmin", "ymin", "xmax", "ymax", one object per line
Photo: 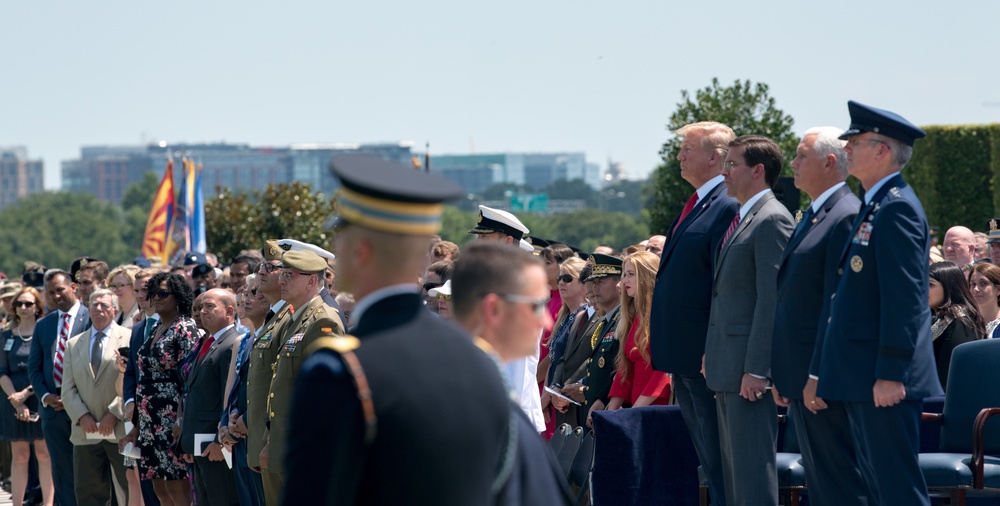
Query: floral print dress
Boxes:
[{"xmin": 136, "ymin": 316, "xmax": 198, "ymax": 480}]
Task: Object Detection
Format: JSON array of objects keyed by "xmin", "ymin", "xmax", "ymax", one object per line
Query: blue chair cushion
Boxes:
[
  {"xmin": 776, "ymin": 453, "xmax": 806, "ymax": 487},
  {"xmin": 919, "ymin": 453, "xmax": 973, "ymax": 487}
]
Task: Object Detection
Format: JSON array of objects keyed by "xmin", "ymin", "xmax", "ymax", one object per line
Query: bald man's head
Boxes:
[{"xmin": 943, "ymin": 226, "xmax": 976, "ymax": 266}]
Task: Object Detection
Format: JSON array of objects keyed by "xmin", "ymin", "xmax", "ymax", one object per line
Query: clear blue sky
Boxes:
[{"xmin": 3, "ymin": 1, "xmax": 998, "ymax": 190}]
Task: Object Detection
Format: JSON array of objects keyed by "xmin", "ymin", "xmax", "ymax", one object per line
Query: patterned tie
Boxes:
[
  {"xmin": 672, "ymin": 192, "xmax": 699, "ymax": 235},
  {"xmin": 719, "ymin": 214, "xmax": 741, "ymax": 251},
  {"xmin": 53, "ymin": 313, "xmax": 71, "ymax": 387},
  {"xmin": 91, "ymin": 331, "xmax": 104, "ymax": 375}
]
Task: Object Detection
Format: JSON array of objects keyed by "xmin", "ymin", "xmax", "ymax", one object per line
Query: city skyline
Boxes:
[{"xmin": 4, "ymin": 1, "xmax": 998, "ymax": 191}]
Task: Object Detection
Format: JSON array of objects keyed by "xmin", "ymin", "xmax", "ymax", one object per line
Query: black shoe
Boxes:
[{"xmin": 22, "ymin": 485, "xmax": 42, "ymax": 506}]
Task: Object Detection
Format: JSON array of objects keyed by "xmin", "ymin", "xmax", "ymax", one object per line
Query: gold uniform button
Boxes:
[
  {"xmin": 270, "ymin": 393, "xmax": 274, "ymax": 398},
  {"xmin": 583, "ymin": 400, "xmax": 588, "ymax": 405},
  {"xmin": 586, "ymin": 372, "xmax": 591, "ymax": 377},
  {"xmin": 270, "ymin": 412, "xmax": 275, "ymax": 417}
]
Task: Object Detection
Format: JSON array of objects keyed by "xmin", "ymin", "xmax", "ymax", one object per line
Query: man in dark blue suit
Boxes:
[
  {"xmin": 29, "ymin": 269, "xmax": 93, "ymax": 506},
  {"xmin": 281, "ymin": 156, "xmax": 511, "ymax": 505},
  {"xmin": 811, "ymin": 101, "xmax": 943, "ymax": 505},
  {"xmin": 122, "ymin": 267, "xmax": 162, "ymax": 506},
  {"xmin": 770, "ymin": 127, "xmax": 870, "ymax": 506},
  {"xmin": 649, "ymin": 121, "xmax": 738, "ymax": 505}
]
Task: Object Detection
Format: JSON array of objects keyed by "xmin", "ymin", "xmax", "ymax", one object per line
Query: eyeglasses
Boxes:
[
  {"xmin": 15, "ymin": 301, "xmax": 35, "ymax": 308},
  {"xmin": 109, "ymin": 283, "xmax": 131, "ymax": 290},
  {"xmin": 423, "ymin": 282, "xmax": 443, "ymax": 292},
  {"xmin": 497, "ymin": 293, "xmax": 550, "ymax": 317},
  {"xmin": 557, "ymin": 274, "xmax": 575, "ymax": 284},
  {"xmin": 154, "ymin": 290, "xmax": 172, "ymax": 299},
  {"xmin": 278, "ymin": 271, "xmax": 313, "ymax": 281},
  {"xmin": 259, "ymin": 262, "xmax": 280, "ymax": 274},
  {"xmin": 436, "ymin": 293, "xmax": 452, "ymax": 301}
]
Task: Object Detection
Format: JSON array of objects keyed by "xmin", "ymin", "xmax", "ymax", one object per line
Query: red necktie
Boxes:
[
  {"xmin": 53, "ymin": 313, "xmax": 71, "ymax": 387},
  {"xmin": 196, "ymin": 335, "xmax": 216, "ymax": 363},
  {"xmin": 720, "ymin": 214, "xmax": 741, "ymax": 251},
  {"xmin": 673, "ymin": 192, "xmax": 699, "ymax": 234}
]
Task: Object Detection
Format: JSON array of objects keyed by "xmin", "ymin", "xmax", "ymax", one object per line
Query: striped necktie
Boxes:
[
  {"xmin": 719, "ymin": 214, "xmax": 741, "ymax": 251},
  {"xmin": 53, "ymin": 313, "xmax": 71, "ymax": 387}
]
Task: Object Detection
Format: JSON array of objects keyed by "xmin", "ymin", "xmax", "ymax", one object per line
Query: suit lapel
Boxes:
[
  {"xmin": 94, "ymin": 326, "xmax": 122, "ymax": 381},
  {"xmin": 715, "ymin": 193, "xmax": 773, "ymax": 278},
  {"xmin": 662, "ymin": 183, "xmax": 725, "ymax": 263}
]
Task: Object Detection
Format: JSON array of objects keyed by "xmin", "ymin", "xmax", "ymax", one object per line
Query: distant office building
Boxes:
[
  {"xmin": 431, "ymin": 152, "xmax": 601, "ymax": 194},
  {"xmin": 63, "ymin": 142, "xmax": 414, "ymax": 204},
  {"xmin": 0, "ymin": 147, "xmax": 45, "ymax": 210}
]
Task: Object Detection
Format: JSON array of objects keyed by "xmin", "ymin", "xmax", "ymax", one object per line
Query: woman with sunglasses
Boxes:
[
  {"xmin": 107, "ymin": 265, "xmax": 141, "ymax": 328},
  {"xmin": 0, "ymin": 287, "xmax": 54, "ymax": 506},
  {"xmin": 606, "ymin": 251, "xmax": 670, "ymax": 411},
  {"xmin": 543, "ymin": 257, "xmax": 590, "ymax": 428},
  {"xmin": 121, "ymin": 272, "xmax": 198, "ymax": 506}
]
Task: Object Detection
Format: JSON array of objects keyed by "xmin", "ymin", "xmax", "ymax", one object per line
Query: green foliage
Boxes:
[
  {"xmin": 906, "ymin": 124, "xmax": 1000, "ymax": 231},
  {"xmin": 439, "ymin": 205, "xmax": 648, "ymax": 252},
  {"xmin": 648, "ymin": 78, "xmax": 799, "ymax": 233},
  {"xmin": 0, "ymin": 192, "xmax": 133, "ymax": 276},
  {"xmin": 205, "ymin": 182, "xmax": 337, "ymax": 263}
]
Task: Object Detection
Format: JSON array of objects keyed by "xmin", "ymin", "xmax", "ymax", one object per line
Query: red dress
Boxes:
[{"xmin": 608, "ymin": 315, "xmax": 671, "ymax": 406}]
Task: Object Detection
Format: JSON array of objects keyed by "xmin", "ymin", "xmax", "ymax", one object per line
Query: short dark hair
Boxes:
[
  {"xmin": 451, "ymin": 241, "xmax": 543, "ymax": 319},
  {"xmin": 540, "ymin": 244, "xmax": 574, "ymax": 265},
  {"xmin": 78, "ymin": 261, "xmax": 110, "ymax": 283},
  {"xmin": 426, "ymin": 260, "xmax": 454, "ymax": 281},
  {"xmin": 146, "ymin": 272, "xmax": 195, "ymax": 317},
  {"xmin": 232, "ymin": 255, "xmax": 261, "ymax": 274},
  {"xmin": 729, "ymin": 135, "xmax": 783, "ymax": 188}
]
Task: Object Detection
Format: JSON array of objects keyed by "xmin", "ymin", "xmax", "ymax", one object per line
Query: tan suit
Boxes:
[
  {"xmin": 61, "ymin": 323, "xmax": 130, "ymax": 506},
  {"xmin": 246, "ymin": 302, "xmax": 292, "ymax": 469}
]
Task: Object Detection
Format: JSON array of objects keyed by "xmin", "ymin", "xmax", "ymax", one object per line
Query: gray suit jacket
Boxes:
[
  {"xmin": 705, "ymin": 191, "xmax": 794, "ymax": 393},
  {"xmin": 61, "ymin": 323, "xmax": 131, "ymax": 445}
]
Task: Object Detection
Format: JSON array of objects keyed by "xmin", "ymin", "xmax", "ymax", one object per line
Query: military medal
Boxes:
[
  {"xmin": 598, "ymin": 357, "xmax": 605, "ymax": 368},
  {"xmin": 851, "ymin": 255, "xmax": 863, "ymax": 272},
  {"xmin": 794, "ymin": 210, "xmax": 803, "ymax": 223}
]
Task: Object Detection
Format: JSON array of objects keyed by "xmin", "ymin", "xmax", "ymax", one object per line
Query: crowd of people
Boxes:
[{"xmin": 0, "ymin": 100, "xmax": 994, "ymax": 506}]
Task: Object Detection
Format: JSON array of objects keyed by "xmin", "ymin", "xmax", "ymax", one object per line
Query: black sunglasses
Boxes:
[
  {"xmin": 154, "ymin": 290, "xmax": 172, "ymax": 299},
  {"xmin": 15, "ymin": 301, "xmax": 35, "ymax": 308},
  {"xmin": 557, "ymin": 274, "xmax": 575, "ymax": 284}
]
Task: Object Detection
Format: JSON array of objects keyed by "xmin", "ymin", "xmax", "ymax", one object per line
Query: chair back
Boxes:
[
  {"xmin": 569, "ymin": 430, "xmax": 595, "ymax": 486},
  {"xmin": 940, "ymin": 339, "xmax": 1000, "ymax": 453},
  {"xmin": 556, "ymin": 426, "xmax": 583, "ymax": 478},
  {"xmin": 550, "ymin": 423, "xmax": 573, "ymax": 455}
]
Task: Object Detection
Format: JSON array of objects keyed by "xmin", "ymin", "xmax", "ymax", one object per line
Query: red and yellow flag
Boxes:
[{"xmin": 141, "ymin": 160, "xmax": 176, "ymax": 263}]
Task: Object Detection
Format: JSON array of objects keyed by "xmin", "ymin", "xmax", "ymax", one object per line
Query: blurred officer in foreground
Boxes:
[
  {"xmin": 281, "ymin": 156, "xmax": 510, "ymax": 505},
  {"xmin": 810, "ymin": 101, "xmax": 942, "ymax": 505}
]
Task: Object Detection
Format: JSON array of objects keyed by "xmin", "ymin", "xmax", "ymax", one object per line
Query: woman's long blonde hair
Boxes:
[{"xmin": 614, "ymin": 251, "xmax": 659, "ymax": 381}]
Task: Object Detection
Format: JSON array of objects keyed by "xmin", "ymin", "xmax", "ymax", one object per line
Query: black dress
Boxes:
[{"xmin": 0, "ymin": 329, "xmax": 44, "ymax": 441}]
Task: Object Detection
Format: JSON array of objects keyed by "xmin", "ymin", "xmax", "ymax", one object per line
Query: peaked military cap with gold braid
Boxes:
[
  {"xmin": 585, "ymin": 253, "xmax": 623, "ymax": 281},
  {"xmin": 987, "ymin": 218, "xmax": 1000, "ymax": 244},
  {"xmin": 328, "ymin": 155, "xmax": 462, "ymax": 236}
]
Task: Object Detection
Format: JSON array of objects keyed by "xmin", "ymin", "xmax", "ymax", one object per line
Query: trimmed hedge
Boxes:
[{"xmin": 906, "ymin": 124, "xmax": 1000, "ymax": 232}]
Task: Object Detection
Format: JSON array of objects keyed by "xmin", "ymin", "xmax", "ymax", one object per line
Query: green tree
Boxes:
[
  {"xmin": 205, "ymin": 182, "xmax": 336, "ymax": 263},
  {"xmin": 0, "ymin": 192, "xmax": 132, "ymax": 276},
  {"xmin": 648, "ymin": 78, "xmax": 799, "ymax": 233}
]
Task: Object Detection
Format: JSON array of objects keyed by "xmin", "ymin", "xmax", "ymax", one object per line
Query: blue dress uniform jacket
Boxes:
[
  {"xmin": 812, "ymin": 173, "xmax": 943, "ymax": 401},
  {"xmin": 281, "ymin": 293, "xmax": 510, "ymax": 505},
  {"xmin": 771, "ymin": 185, "xmax": 860, "ymax": 399},
  {"xmin": 650, "ymin": 182, "xmax": 739, "ymax": 375}
]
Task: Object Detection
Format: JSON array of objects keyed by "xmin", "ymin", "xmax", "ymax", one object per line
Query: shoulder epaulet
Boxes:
[{"xmin": 307, "ymin": 334, "xmax": 376, "ymax": 443}]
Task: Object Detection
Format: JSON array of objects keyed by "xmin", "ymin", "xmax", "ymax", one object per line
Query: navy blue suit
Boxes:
[
  {"xmin": 28, "ymin": 304, "xmax": 91, "ymax": 506},
  {"xmin": 771, "ymin": 184, "xmax": 871, "ymax": 506},
  {"xmin": 281, "ymin": 293, "xmax": 511, "ymax": 505},
  {"xmin": 649, "ymin": 179, "xmax": 738, "ymax": 506},
  {"xmin": 812, "ymin": 173, "xmax": 943, "ymax": 505}
]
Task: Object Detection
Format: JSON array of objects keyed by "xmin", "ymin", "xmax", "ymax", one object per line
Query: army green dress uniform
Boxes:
[
  {"xmin": 246, "ymin": 241, "xmax": 293, "ymax": 472},
  {"xmin": 579, "ymin": 254, "xmax": 623, "ymax": 427}
]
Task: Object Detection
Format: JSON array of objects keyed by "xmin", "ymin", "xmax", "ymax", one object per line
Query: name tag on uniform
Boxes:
[
  {"xmin": 852, "ymin": 222, "xmax": 873, "ymax": 246},
  {"xmin": 3, "ymin": 340, "xmax": 13, "ymax": 352}
]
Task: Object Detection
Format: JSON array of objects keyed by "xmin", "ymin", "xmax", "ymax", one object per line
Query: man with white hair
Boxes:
[
  {"xmin": 942, "ymin": 226, "xmax": 976, "ymax": 267},
  {"xmin": 770, "ymin": 127, "xmax": 871, "ymax": 505}
]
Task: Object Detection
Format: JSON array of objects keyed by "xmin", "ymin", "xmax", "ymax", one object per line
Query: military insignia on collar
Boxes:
[
  {"xmin": 889, "ymin": 187, "xmax": 901, "ymax": 198},
  {"xmin": 794, "ymin": 210, "xmax": 803, "ymax": 223},
  {"xmin": 850, "ymin": 255, "xmax": 863, "ymax": 273}
]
